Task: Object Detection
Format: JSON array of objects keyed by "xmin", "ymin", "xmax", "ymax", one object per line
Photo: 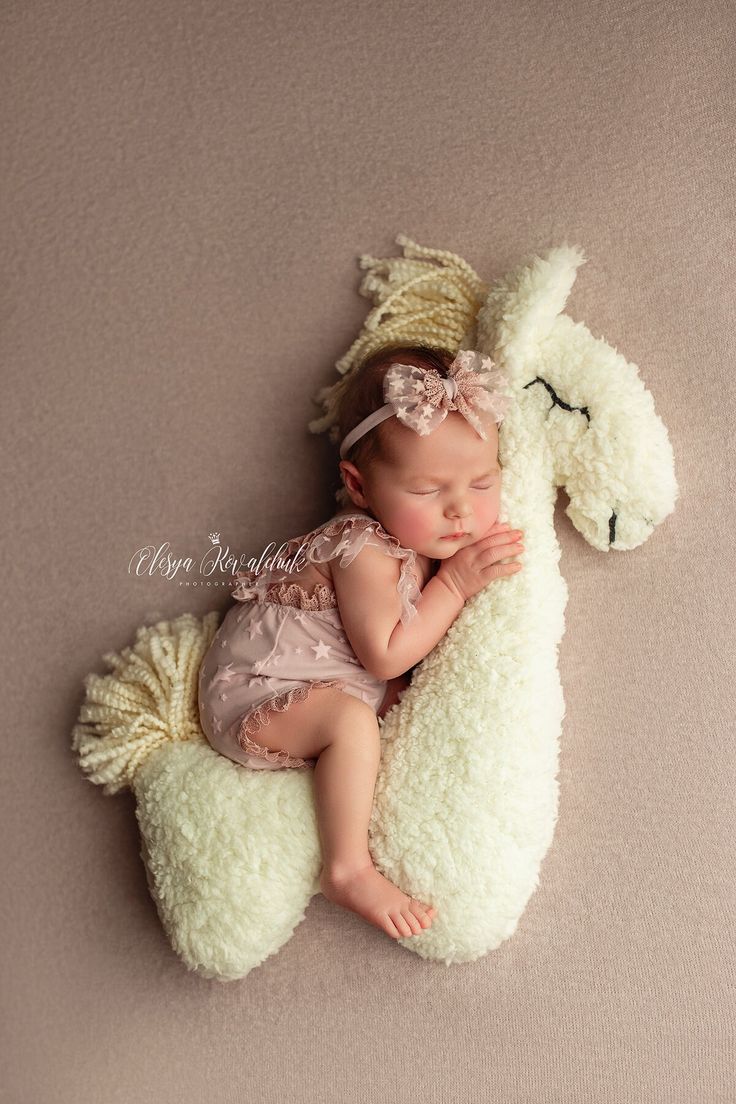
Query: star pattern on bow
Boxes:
[{"xmin": 382, "ymin": 355, "xmax": 510, "ymax": 441}]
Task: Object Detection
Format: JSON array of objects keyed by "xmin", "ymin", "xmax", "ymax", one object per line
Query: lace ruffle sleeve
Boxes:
[
  {"xmin": 229, "ymin": 513, "xmax": 422, "ymax": 625},
  {"xmin": 300, "ymin": 514, "xmax": 421, "ymax": 626},
  {"xmin": 231, "ymin": 567, "xmax": 267, "ymax": 603}
]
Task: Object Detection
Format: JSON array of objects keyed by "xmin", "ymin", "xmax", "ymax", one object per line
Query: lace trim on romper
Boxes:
[
  {"xmin": 235, "ymin": 578, "xmax": 346, "ymax": 766},
  {"xmin": 264, "ymin": 579, "xmax": 338, "ymax": 610},
  {"xmin": 237, "ymin": 680, "xmax": 347, "ymax": 766},
  {"xmin": 229, "ymin": 514, "xmax": 421, "ymax": 767},
  {"xmin": 231, "ymin": 512, "xmax": 421, "ymax": 626}
]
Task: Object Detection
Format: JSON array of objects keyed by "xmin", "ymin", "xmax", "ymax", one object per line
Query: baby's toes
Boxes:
[
  {"xmin": 411, "ymin": 900, "xmax": 437, "ymax": 926},
  {"xmin": 383, "ymin": 915, "xmax": 403, "ymax": 940},
  {"xmin": 401, "ymin": 909, "xmax": 423, "ymax": 936},
  {"xmin": 389, "ymin": 911, "xmax": 413, "ymax": 938}
]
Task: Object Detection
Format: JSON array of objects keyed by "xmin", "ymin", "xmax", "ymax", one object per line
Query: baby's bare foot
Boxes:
[{"xmin": 319, "ymin": 861, "xmax": 437, "ymax": 940}]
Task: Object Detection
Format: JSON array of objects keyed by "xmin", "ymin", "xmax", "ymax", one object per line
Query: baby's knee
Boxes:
[{"xmin": 324, "ymin": 692, "xmax": 380, "ymax": 748}]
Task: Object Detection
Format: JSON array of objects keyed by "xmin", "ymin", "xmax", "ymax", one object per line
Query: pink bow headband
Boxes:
[{"xmin": 339, "ymin": 349, "xmax": 512, "ymax": 460}]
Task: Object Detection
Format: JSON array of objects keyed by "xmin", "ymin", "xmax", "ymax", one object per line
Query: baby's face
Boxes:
[{"xmin": 358, "ymin": 412, "xmax": 502, "ymax": 559}]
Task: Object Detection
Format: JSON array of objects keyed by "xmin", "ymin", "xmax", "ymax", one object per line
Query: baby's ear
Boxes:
[{"xmin": 339, "ymin": 460, "xmax": 369, "ymax": 508}]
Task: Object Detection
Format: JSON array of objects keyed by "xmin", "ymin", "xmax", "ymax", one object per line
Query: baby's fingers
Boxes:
[
  {"xmin": 479, "ymin": 541, "xmax": 525, "ymax": 576},
  {"xmin": 486, "ymin": 537, "xmax": 525, "ymax": 560},
  {"xmin": 474, "ymin": 529, "xmax": 523, "ymax": 549},
  {"xmin": 484, "ymin": 559, "xmax": 523, "ymax": 581}
]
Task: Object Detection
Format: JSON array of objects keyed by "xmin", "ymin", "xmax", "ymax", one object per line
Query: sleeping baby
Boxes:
[{"xmin": 198, "ymin": 344, "xmax": 525, "ymax": 942}]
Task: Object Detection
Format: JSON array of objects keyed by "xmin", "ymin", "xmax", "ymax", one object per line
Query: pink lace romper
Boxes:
[{"xmin": 197, "ymin": 511, "xmax": 422, "ymax": 771}]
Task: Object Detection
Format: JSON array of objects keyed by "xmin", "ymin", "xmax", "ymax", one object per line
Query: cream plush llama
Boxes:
[{"xmin": 72, "ymin": 236, "xmax": 677, "ymax": 979}]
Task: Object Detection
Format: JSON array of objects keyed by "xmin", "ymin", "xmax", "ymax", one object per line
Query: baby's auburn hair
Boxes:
[
  {"xmin": 337, "ymin": 342, "xmax": 457, "ymax": 469},
  {"xmin": 335, "ymin": 342, "xmax": 456, "ymax": 506}
]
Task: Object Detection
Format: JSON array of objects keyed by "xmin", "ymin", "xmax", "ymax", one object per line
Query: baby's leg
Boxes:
[
  {"xmin": 314, "ymin": 711, "xmax": 438, "ymax": 939},
  {"xmin": 249, "ymin": 687, "xmax": 438, "ymax": 940}
]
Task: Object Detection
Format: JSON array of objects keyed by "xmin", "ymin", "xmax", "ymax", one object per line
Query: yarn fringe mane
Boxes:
[{"xmin": 307, "ymin": 233, "xmax": 488, "ymax": 447}]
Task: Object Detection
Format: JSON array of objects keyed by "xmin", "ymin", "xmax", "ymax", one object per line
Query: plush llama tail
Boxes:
[{"xmin": 71, "ymin": 612, "xmax": 220, "ymax": 795}]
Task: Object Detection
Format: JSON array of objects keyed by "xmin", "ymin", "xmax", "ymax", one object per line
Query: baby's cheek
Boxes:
[
  {"xmin": 475, "ymin": 495, "xmax": 499, "ymax": 533},
  {"xmin": 400, "ymin": 504, "xmax": 436, "ymax": 545}
]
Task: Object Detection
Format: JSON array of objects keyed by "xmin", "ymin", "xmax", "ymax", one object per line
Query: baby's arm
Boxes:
[
  {"xmin": 333, "ymin": 523, "xmax": 524, "ymax": 681},
  {"xmin": 332, "ymin": 544, "xmax": 465, "ymax": 681}
]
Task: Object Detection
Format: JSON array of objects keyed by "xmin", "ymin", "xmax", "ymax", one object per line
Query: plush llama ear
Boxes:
[{"xmin": 476, "ymin": 244, "xmax": 587, "ymax": 368}]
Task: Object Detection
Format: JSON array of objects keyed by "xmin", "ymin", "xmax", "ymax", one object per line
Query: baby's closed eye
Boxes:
[{"xmin": 410, "ymin": 481, "xmax": 495, "ymax": 495}]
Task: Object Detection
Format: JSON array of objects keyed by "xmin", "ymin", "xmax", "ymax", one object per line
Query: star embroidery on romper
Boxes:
[
  {"xmin": 252, "ymin": 659, "xmax": 265, "ymax": 675},
  {"xmin": 249, "ymin": 674, "xmax": 267, "ymax": 687},
  {"xmin": 293, "ymin": 611, "xmax": 307, "ymax": 624},
  {"xmin": 247, "ymin": 618, "xmax": 264, "ymax": 641},
  {"xmin": 219, "ymin": 637, "xmax": 228, "ymax": 648},
  {"xmin": 212, "ymin": 717, "xmax": 223, "ymax": 735},
  {"xmin": 294, "ymin": 646, "xmax": 304, "ymax": 655},
  {"xmin": 210, "ymin": 663, "xmax": 236, "ymax": 688},
  {"xmin": 311, "ymin": 639, "xmax": 332, "ymax": 661},
  {"xmin": 218, "ymin": 692, "xmax": 228, "ymax": 701}
]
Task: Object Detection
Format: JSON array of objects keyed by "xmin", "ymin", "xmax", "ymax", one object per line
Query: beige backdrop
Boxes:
[{"xmin": 2, "ymin": 1, "xmax": 734, "ymax": 1101}]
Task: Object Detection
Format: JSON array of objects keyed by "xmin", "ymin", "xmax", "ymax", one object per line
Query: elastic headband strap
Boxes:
[
  {"xmin": 338, "ymin": 405, "xmax": 396, "ymax": 459},
  {"xmin": 339, "ymin": 376, "xmax": 458, "ymax": 460}
]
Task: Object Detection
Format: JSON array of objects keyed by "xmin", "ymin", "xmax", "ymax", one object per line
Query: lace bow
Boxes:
[{"xmin": 383, "ymin": 349, "xmax": 511, "ymax": 439}]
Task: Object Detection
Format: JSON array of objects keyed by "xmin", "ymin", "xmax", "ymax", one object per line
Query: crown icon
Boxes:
[{"xmin": 208, "ymin": 532, "xmax": 220, "ymax": 544}]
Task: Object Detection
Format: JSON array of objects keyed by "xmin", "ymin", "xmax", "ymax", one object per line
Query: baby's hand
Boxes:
[{"xmin": 437, "ymin": 522, "xmax": 525, "ymax": 602}]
